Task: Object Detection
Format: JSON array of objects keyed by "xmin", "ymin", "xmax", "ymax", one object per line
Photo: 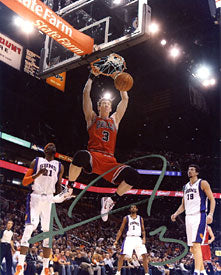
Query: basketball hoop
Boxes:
[{"xmin": 90, "ymin": 53, "xmax": 126, "ymax": 78}]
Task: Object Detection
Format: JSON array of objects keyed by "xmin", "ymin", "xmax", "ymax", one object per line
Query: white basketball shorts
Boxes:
[
  {"xmin": 185, "ymin": 212, "xmax": 206, "ymax": 246},
  {"xmin": 121, "ymin": 236, "xmax": 147, "ymax": 258}
]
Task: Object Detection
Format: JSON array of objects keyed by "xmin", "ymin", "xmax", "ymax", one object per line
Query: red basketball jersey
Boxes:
[
  {"xmin": 201, "ymin": 225, "xmax": 211, "ymax": 261},
  {"xmin": 88, "ymin": 116, "xmax": 117, "ymax": 156},
  {"xmin": 202, "ymin": 225, "xmax": 209, "ymax": 245}
]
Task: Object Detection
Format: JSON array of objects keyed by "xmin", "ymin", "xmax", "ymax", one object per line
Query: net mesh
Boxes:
[{"xmin": 90, "ymin": 53, "xmax": 126, "ymax": 77}]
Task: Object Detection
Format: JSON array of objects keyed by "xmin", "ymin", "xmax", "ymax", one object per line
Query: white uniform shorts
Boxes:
[
  {"xmin": 185, "ymin": 212, "xmax": 206, "ymax": 246},
  {"xmin": 25, "ymin": 192, "xmax": 54, "ymax": 231},
  {"xmin": 121, "ymin": 236, "xmax": 147, "ymax": 258}
]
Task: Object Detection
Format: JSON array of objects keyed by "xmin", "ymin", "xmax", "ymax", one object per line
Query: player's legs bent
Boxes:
[
  {"xmin": 69, "ymin": 150, "xmax": 92, "ymax": 182},
  {"xmin": 101, "ymin": 167, "xmax": 140, "ymax": 221}
]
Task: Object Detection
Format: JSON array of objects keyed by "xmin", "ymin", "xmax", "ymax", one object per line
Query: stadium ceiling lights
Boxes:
[
  {"xmin": 169, "ymin": 47, "xmax": 180, "ymax": 58},
  {"xmin": 13, "ymin": 16, "xmax": 34, "ymax": 34},
  {"xmin": 192, "ymin": 65, "xmax": 217, "ymax": 88},
  {"xmin": 113, "ymin": 0, "xmax": 122, "ymax": 5},
  {"xmin": 103, "ymin": 92, "xmax": 112, "ymax": 100},
  {"xmin": 149, "ymin": 22, "xmax": 160, "ymax": 34},
  {"xmin": 160, "ymin": 39, "xmax": 167, "ymax": 46}
]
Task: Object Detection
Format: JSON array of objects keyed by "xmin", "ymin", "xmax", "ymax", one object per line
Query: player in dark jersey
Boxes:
[{"xmin": 68, "ymin": 72, "xmax": 140, "ymax": 221}]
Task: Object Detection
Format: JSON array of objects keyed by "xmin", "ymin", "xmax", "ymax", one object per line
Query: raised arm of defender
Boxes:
[
  {"xmin": 112, "ymin": 91, "xmax": 129, "ymax": 128},
  {"xmin": 83, "ymin": 78, "xmax": 96, "ymax": 128}
]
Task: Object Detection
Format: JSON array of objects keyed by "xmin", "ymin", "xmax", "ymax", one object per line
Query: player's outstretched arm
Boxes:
[
  {"xmin": 171, "ymin": 198, "xmax": 185, "ymax": 222},
  {"xmin": 114, "ymin": 216, "xmax": 127, "ymax": 246},
  {"xmin": 83, "ymin": 77, "xmax": 96, "ymax": 128},
  {"xmin": 201, "ymin": 180, "xmax": 215, "ymax": 224},
  {"xmin": 112, "ymin": 91, "xmax": 129, "ymax": 128}
]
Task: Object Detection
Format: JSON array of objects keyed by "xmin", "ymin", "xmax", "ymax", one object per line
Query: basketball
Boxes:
[{"xmin": 114, "ymin": 72, "xmax": 134, "ymax": 92}]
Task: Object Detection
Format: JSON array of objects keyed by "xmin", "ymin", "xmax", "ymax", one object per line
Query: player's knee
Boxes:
[
  {"xmin": 72, "ymin": 150, "xmax": 92, "ymax": 173},
  {"xmin": 115, "ymin": 167, "xmax": 140, "ymax": 187}
]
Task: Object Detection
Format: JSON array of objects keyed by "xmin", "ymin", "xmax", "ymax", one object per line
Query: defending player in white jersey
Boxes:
[
  {"xmin": 15, "ymin": 143, "xmax": 72, "ymax": 275},
  {"xmin": 114, "ymin": 205, "xmax": 149, "ymax": 275},
  {"xmin": 171, "ymin": 164, "xmax": 215, "ymax": 275}
]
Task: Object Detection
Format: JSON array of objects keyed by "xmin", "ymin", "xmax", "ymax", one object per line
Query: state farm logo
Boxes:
[
  {"xmin": 157, "ymin": 191, "xmax": 171, "ymax": 196},
  {"xmin": 2, "ymin": 0, "xmax": 93, "ymax": 55}
]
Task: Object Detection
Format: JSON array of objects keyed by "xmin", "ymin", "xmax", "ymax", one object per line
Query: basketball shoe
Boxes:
[
  {"xmin": 14, "ymin": 265, "xmax": 23, "ymax": 275},
  {"xmin": 101, "ymin": 197, "xmax": 115, "ymax": 222}
]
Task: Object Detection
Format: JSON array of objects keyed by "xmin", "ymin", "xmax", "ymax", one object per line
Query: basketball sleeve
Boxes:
[{"xmin": 22, "ymin": 169, "xmax": 34, "ymax": 186}]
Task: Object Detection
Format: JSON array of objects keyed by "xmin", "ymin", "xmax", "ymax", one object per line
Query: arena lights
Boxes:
[
  {"xmin": 103, "ymin": 92, "xmax": 112, "ymax": 100},
  {"xmin": 193, "ymin": 65, "xmax": 217, "ymax": 88},
  {"xmin": 149, "ymin": 23, "xmax": 160, "ymax": 34},
  {"xmin": 113, "ymin": 0, "xmax": 122, "ymax": 5},
  {"xmin": 160, "ymin": 39, "xmax": 167, "ymax": 46},
  {"xmin": 195, "ymin": 66, "xmax": 211, "ymax": 80},
  {"xmin": 13, "ymin": 16, "xmax": 34, "ymax": 34},
  {"xmin": 169, "ymin": 47, "xmax": 180, "ymax": 58}
]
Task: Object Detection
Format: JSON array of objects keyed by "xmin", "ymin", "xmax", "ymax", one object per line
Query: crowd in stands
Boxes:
[{"xmin": 0, "ymin": 184, "xmax": 221, "ymax": 275}]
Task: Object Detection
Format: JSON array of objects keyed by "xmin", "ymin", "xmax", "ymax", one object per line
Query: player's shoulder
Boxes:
[{"xmin": 200, "ymin": 179, "xmax": 210, "ymax": 189}]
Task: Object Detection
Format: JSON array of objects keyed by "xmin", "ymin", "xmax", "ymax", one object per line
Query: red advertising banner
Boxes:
[{"xmin": 1, "ymin": 160, "xmax": 221, "ymax": 199}]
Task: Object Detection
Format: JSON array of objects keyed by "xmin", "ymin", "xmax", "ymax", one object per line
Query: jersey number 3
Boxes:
[{"xmin": 102, "ymin": 130, "xmax": 110, "ymax": 142}]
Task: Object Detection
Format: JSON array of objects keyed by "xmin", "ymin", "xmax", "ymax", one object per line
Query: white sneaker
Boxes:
[
  {"xmin": 53, "ymin": 187, "xmax": 75, "ymax": 203},
  {"xmin": 101, "ymin": 197, "xmax": 115, "ymax": 222}
]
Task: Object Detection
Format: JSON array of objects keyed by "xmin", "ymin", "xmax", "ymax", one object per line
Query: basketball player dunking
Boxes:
[
  {"xmin": 15, "ymin": 143, "xmax": 72, "ymax": 275},
  {"xmin": 114, "ymin": 205, "xmax": 149, "ymax": 275},
  {"xmin": 171, "ymin": 164, "xmax": 215, "ymax": 275},
  {"xmin": 68, "ymin": 72, "xmax": 140, "ymax": 221}
]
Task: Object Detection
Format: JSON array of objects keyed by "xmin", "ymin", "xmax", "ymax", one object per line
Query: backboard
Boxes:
[{"xmin": 39, "ymin": 0, "xmax": 151, "ymax": 78}]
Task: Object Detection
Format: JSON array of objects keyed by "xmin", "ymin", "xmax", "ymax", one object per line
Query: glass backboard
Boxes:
[{"xmin": 39, "ymin": 0, "xmax": 151, "ymax": 78}]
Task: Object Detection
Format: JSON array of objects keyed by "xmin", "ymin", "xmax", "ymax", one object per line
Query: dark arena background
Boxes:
[{"xmin": 0, "ymin": 0, "xmax": 220, "ymax": 275}]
